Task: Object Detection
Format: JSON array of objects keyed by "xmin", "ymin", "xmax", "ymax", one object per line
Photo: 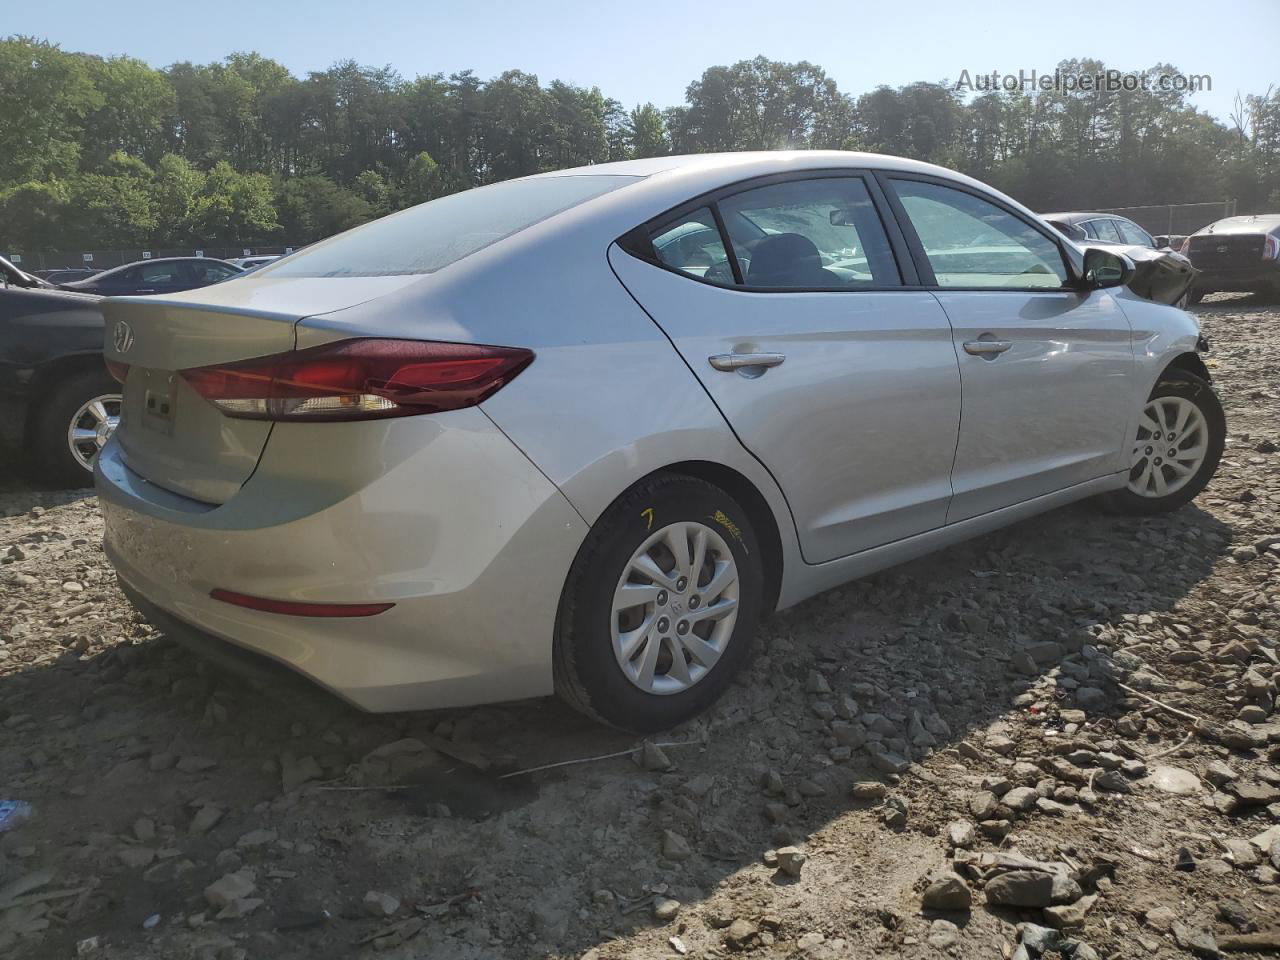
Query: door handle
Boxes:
[
  {"xmin": 708, "ymin": 352, "xmax": 786, "ymax": 372},
  {"xmin": 962, "ymin": 339, "xmax": 1013, "ymax": 358}
]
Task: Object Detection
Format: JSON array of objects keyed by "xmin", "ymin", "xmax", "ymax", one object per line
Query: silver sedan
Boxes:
[{"xmin": 95, "ymin": 151, "xmax": 1224, "ymax": 731}]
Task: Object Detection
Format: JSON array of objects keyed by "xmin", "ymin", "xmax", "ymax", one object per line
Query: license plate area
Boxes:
[{"xmin": 141, "ymin": 373, "xmax": 178, "ymax": 436}]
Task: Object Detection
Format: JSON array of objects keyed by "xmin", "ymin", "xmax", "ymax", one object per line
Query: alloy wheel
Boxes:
[
  {"xmin": 1127, "ymin": 396, "xmax": 1208, "ymax": 498},
  {"xmin": 67, "ymin": 394, "xmax": 122, "ymax": 472},
  {"xmin": 610, "ymin": 521, "xmax": 740, "ymax": 695}
]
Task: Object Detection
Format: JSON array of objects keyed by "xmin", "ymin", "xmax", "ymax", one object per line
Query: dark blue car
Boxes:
[{"xmin": 60, "ymin": 256, "xmax": 242, "ymax": 296}]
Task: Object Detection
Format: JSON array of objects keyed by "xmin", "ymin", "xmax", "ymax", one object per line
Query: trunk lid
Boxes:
[{"xmin": 103, "ymin": 276, "xmax": 421, "ymax": 503}]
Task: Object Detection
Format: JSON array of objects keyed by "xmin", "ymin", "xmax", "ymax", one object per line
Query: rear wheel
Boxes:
[
  {"xmin": 554, "ymin": 474, "xmax": 763, "ymax": 732},
  {"xmin": 28, "ymin": 368, "xmax": 121, "ymax": 487},
  {"xmin": 1100, "ymin": 369, "xmax": 1224, "ymax": 515}
]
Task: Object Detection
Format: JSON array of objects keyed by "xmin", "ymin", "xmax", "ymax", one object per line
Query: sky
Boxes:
[{"xmin": 9, "ymin": 0, "xmax": 1279, "ymax": 122}]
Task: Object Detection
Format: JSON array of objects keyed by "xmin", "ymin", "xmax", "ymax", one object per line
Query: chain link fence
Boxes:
[
  {"xmin": 2, "ymin": 245, "xmax": 301, "ymax": 273},
  {"xmin": 1089, "ymin": 201, "xmax": 1240, "ymax": 243}
]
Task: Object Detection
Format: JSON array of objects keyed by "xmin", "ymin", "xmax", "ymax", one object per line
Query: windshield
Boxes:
[{"xmin": 261, "ymin": 175, "xmax": 639, "ymax": 278}]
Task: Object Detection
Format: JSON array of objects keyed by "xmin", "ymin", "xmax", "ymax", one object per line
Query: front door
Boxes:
[
  {"xmin": 610, "ymin": 174, "xmax": 963, "ymax": 563},
  {"xmin": 884, "ymin": 176, "xmax": 1134, "ymax": 522}
]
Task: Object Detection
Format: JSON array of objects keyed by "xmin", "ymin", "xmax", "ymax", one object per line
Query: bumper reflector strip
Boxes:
[{"xmin": 210, "ymin": 589, "xmax": 394, "ymax": 618}]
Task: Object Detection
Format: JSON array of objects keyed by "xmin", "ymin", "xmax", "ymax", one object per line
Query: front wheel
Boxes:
[
  {"xmin": 554, "ymin": 474, "xmax": 763, "ymax": 732},
  {"xmin": 1100, "ymin": 369, "xmax": 1224, "ymax": 515}
]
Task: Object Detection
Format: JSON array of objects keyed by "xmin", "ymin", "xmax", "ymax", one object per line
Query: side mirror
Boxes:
[{"xmin": 1082, "ymin": 247, "xmax": 1133, "ymax": 289}]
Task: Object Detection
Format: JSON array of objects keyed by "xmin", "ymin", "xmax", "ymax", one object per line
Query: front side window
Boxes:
[
  {"xmin": 891, "ymin": 180, "xmax": 1068, "ymax": 289},
  {"xmin": 1115, "ymin": 219, "xmax": 1154, "ymax": 247},
  {"xmin": 187, "ymin": 261, "xmax": 237, "ymax": 283},
  {"xmin": 263, "ymin": 174, "xmax": 638, "ymax": 278},
  {"xmin": 651, "ymin": 208, "xmax": 733, "ymax": 283},
  {"xmin": 139, "ymin": 262, "xmax": 182, "ymax": 284},
  {"xmin": 719, "ymin": 177, "xmax": 901, "ymax": 289}
]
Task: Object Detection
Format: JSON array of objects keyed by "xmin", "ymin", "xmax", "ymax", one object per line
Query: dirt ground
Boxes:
[{"xmin": 1, "ymin": 295, "xmax": 1278, "ymax": 960}]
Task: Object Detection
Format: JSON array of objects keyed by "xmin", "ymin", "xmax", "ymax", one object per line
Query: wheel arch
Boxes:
[
  {"xmin": 644, "ymin": 460, "xmax": 784, "ymax": 615},
  {"xmin": 1160, "ymin": 351, "xmax": 1211, "ymax": 384},
  {"xmin": 22, "ymin": 351, "xmax": 111, "ymax": 449}
]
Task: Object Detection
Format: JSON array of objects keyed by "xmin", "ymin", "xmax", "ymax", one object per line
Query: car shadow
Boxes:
[{"xmin": 0, "ymin": 481, "xmax": 1233, "ymax": 959}]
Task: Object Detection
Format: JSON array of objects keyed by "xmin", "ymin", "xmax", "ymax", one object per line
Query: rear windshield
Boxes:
[{"xmin": 261, "ymin": 175, "xmax": 638, "ymax": 278}]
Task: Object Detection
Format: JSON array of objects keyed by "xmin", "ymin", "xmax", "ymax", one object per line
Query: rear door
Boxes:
[
  {"xmin": 882, "ymin": 175, "xmax": 1134, "ymax": 522},
  {"xmin": 610, "ymin": 172, "xmax": 962, "ymax": 564}
]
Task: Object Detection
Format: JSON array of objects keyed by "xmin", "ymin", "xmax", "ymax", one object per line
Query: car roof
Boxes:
[
  {"xmin": 1042, "ymin": 212, "xmax": 1139, "ymax": 225},
  {"xmin": 1198, "ymin": 214, "xmax": 1280, "ymax": 233}
]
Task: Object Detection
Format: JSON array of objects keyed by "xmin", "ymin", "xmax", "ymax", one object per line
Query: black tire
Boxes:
[
  {"xmin": 554, "ymin": 473, "xmax": 764, "ymax": 732},
  {"xmin": 27, "ymin": 368, "xmax": 121, "ymax": 488},
  {"xmin": 1100, "ymin": 369, "xmax": 1224, "ymax": 515}
]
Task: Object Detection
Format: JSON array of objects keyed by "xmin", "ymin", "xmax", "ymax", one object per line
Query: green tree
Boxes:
[
  {"xmin": 628, "ymin": 103, "xmax": 669, "ymax": 158},
  {"xmin": 0, "ymin": 37, "xmax": 101, "ymax": 183}
]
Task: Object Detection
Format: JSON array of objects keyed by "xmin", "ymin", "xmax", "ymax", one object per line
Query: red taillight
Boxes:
[
  {"xmin": 106, "ymin": 359, "xmax": 130, "ymax": 384},
  {"xmin": 181, "ymin": 338, "xmax": 534, "ymax": 421},
  {"xmin": 210, "ymin": 588, "xmax": 394, "ymax": 618},
  {"xmin": 1265, "ymin": 235, "xmax": 1279, "ymax": 261},
  {"xmin": 1178, "ymin": 237, "xmax": 1191, "ymax": 255}
]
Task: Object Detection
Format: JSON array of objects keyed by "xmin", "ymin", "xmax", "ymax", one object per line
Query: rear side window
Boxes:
[
  {"xmin": 891, "ymin": 179, "xmax": 1068, "ymax": 289},
  {"xmin": 651, "ymin": 208, "xmax": 734, "ymax": 283},
  {"xmin": 720, "ymin": 177, "xmax": 901, "ymax": 289},
  {"xmin": 1084, "ymin": 219, "xmax": 1122, "ymax": 242},
  {"xmin": 262, "ymin": 175, "xmax": 638, "ymax": 278},
  {"xmin": 1115, "ymin": 219, "xmax": 1154, "ymax": 246}
]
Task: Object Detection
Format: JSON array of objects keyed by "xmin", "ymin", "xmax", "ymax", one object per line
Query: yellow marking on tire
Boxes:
[{"xmin": 641, "ymin": 507, "xmax": 654, "ymax": 530}]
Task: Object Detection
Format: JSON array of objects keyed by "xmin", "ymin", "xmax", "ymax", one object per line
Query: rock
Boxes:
[
  {"xmin": 640, "ymin": 741, "xmax": 671, "ymax": 771},
  {"xmin": 849, "ymin": 782, "xmax": 887, "ymax": 801},
  {"xmin": 1142, "ymin": 765, "xmax": 1202, "ymax": 795},
  {"xmin": 947, "ymin": 821, "xmax": 976, "ymax": 850},
  {"xmin": 969, "ymin": 791, "xmax": 1000, "ymax": 819},
  {"xmin": 1171, "ymin": 921, "xmax": 1219, "ymax": 956},
  {"xmin": 204, "ymin": 871, "xmax": 256, "ymax": 909},
  {"xmin": 1092, "ymin": 770, "xmax": 1131, "ymax": 793},
  {"xmin": 363, "ymin": 890, "xmax": 400, "ymax": 917},
  {"xmin": 928, "ymin": 919, "xmax": 960, "ymax": 949},
  {"xmin": 1020, "ymin": 924, "xmax": 1064, "ymax": 954},
  {"xmin": 986, "ymin": 734, "xmax": 1017, "ymax": 755},
  {"xmin": 1224, "ymin": 838, "xmax": 1262, "ymax": 868},
  {"xmin": 118, "ymin": 847, "xmax": 156, "ymax": 868},
  {"xmin": 176, "ymin": 755, "xmax": 217, "ymax": 773},
  {"xmin": 661, "ymin": 829, "xmax": 692, "ymax": 861},
  {"xmin": 868, "ymin": 750, "xmax": 910, "ymax": 775},
  {"xmin": 133, "ymin": 818, "xmax": 156, "ymax": 843},
  {"xmin": 805, "ymin": 671, "xmax": 832, "ymax": 695},
  {"xmin": 985, "ymin": 871, "xmax": 1055, "ymax": 908},
  {"xmin": 776, "ymin": 846, "xmax": 807, "ymax": 877},
  {"xmin": 280, "ymin": 753, "xmax": 323, "ymax": 792},
  {"xmin": 1227, "ymin": 780, "xmax": 1280, "ymax": 808},
  {"xmin": 921, "ymin": 873, "xmax": 971, "ymax": 911},
  {"xmin": 235, "ymin": 829, "xmax": 277, "ymax": 849},
  {"xmin": 1002, "ymin": 787, "xmax": 1039, "ymax": 812},
  {"xmin": 725, "ymin": 918, "xmax": 758, "ymax": 951},
  {"xmin": 189, "ymin": 805, "xmax": 223, "ymax": 835},
  {"xmin": 1044, "ymin": 894, "xmax": 1098, "ymax": 929},
  {"xmin": 653, "ymin": 897, "xmax": 680, "ymax": 922}
]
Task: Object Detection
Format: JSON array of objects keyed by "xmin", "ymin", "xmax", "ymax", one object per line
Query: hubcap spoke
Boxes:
[
  {"xmin": 665, "ymin": 641, "xmax": 692, "ymax": 686},
  {"xmin": 615, "ymin": 582, "xmax": 661, "ymax": 610},
  {"xmin": 677, "ymin": 631, "xmax": 723, "ymax": 670},
  {"xmin": 630, "ymin": 553, "xmax": 678, "ymax": 591},
  {"xmin": 664, "ymin": 524, "xmax": 692, "ymax": 581},
  {"xmin": 634, "ymin": 627, "xmax": 663, "ymax": 690},
  {"xmin": 67, "ymin": 394, "xmax": 122, "ymax": 471},
  {"xmin": 687, "ymin": 596, "xmax": 738, "ymax": 625},
  {"xmin": 700, "ymin": 560, "xmax": 736, "ymax": 604}
]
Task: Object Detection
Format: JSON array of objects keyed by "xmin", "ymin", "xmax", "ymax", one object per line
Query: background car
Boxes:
[
  {"xmin": 227, "ymin": 255, "xmax": 281, "ymax": 272},
  {"xmin": 60, "ymin": 256, "xmax": 242, "ymax": 296},
  {"xmin": 0, "ymin": 255, "xmax": 116, "ymax": 486},
  {"xmin": 33, "ymin": 267, "xmax": 101, "ymax": 284},
  {"xmin": 96, "ymin": 152, "xmax": 1222, "ymax": 732},
  {"xmin": 1178, "ymin": 214, "xmax": 1280, "ymax": 302},
  {"xmin": 1043, "ymin": 210, "xmax": 1197, "ymax": 306}
]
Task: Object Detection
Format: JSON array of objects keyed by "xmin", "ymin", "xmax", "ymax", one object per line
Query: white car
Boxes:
[
  {"xmin": 226, "ymin": 255, "xmax": 281, "ymax": 272},
  {"xmin": 95, "ymin": 151, "xmax": 1223, "ymax": 731}
]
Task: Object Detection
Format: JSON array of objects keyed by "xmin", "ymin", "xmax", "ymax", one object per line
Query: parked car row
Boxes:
[{"xmin": 1042, "ymin": 211, "xmax": 1197, "ymax": 307}]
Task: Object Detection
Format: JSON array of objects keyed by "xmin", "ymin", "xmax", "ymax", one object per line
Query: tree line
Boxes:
[{"xmin": 2, "ymin": 36, "xmax": 1278, "ymax": 253}]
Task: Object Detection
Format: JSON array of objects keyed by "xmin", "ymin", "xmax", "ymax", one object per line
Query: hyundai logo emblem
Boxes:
[{"xmin": 112, "ymin": 320, "xmax": 134, "ymax": 353}]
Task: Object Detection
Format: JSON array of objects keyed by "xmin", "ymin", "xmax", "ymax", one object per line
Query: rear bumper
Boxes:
[
  {"xmin": 1193, "ymin": 262, "xmax": 1280, "ymax": 292},
  {"xmin": 95, "ymin": 407, "xmax": 589, "ymax": 711}
]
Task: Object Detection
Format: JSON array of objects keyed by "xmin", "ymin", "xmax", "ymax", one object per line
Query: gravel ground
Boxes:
[{"xmin": 1, "ymin": 295, "xmax": 1278, "ymax": 960}]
